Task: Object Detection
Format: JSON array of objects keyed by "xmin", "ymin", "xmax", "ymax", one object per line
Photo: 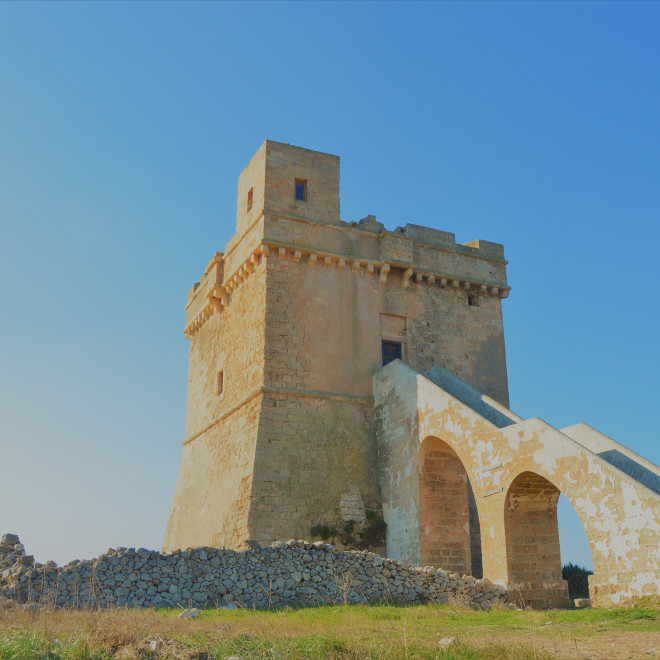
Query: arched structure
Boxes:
[
  {"xmin": 504, "ymin": 472, "xmax": 567, "ymax": 608},
  {"xmin": 374, "ymin": 360, "xmax": 660, "ymax": 607},
  {"xmin": 418, "ymin": 436, "xmax": 481, "ymax": 576}
]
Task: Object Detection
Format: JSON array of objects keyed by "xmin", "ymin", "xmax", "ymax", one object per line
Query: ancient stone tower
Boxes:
[
  {"xmin": 166, "ymin": 140, "xmax": 660, "ymax": 608},
  {"xmin": 164, "ymin": 140, "xmax": 510, "ymax": 554}
]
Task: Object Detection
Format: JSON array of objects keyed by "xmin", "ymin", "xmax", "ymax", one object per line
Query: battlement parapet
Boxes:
[
  {"xmin": 399, "ymin": 224, "xmax": 505, "ymax": 261},
  {"xmin": 183, "ymin": 209, "xmax": 509, "ymax": 338}
]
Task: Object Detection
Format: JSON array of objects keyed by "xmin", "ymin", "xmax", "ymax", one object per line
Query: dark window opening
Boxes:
[
  {"xmin": 382, "ymin": 340, "xmax": 402, "ymax": 366},
  {"xmin": 217, "ymin": 370, "xmax": 224, "ymax": 395},
  {"xmin": 247, "ymin": 188, "xmax": 253, "ymax": 212},
  {"xmin": 295, "ymin": 179, "xmax": 307, "ymax": 201},
  {"xmin": 468, "ymin": 293, "xmax": 479, "ymax": 307}
]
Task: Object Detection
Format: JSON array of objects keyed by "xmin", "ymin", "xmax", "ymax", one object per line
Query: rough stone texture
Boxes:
[
  {"xmin": 374, "ymin": 360, "xmax": 660, "ymax": 608},
  {"xmin": 419, "ymin": 440, "xmax": 472, "ymax": 575},
  {"xmin": 505, "ymin": 472, "xmax": 567, "ymax": 608},
  {"xmin": 163, "ymin": 260, "xmax": 267, "ymax": 552},
  {"xmin": 165, "ymin": 140, "xmax": 510, "ymax": 554},
  {"xmin": 0, "ymin": 535, "xmax": 507, "ymax": 610}
]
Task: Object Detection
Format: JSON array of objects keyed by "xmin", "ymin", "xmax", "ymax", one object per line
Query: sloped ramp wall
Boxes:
[{"xmin": 561, "ymin": 423, "xmax": 660, "ymax": 496}]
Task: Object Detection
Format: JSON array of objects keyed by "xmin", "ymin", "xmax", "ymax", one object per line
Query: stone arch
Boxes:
[
  {"xmin": 419, "ymin": 436, "xmax": 482, "ymax": 576},
  {"xmin": 503, "ymin": 470, "xmax": 595, "ymax": 608},
  {"xmin": 375, "ymin": 361, "xmax": 660, "ymax": 605}
]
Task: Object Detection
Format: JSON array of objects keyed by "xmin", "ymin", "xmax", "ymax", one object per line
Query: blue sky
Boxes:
[{"xmin": 1, "ymin": 2, "xmax": 658, "ymax": 571}]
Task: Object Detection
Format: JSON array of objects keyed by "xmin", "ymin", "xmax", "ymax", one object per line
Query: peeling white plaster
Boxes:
[
  {"xmin": 375, "ymin": 364, "xmax": 660, "ymax": 606},
  {"xmin": 574, "ymin": 495, "xmax": 598, "ymax": 519}
]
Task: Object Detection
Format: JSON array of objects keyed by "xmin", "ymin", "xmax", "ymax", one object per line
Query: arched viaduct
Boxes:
[{"xmin": 374, "ymin": 361, "xmax": 660, "ymax": 608}]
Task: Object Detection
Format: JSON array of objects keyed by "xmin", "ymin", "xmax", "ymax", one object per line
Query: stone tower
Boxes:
[{"xmin": 163, "ymin": 140, "xmax": 510, "ymax": 554}]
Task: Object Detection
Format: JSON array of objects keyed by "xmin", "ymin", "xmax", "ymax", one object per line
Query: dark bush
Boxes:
[
  {"xmin": 310, "ymin": 524, "xmax": 336, "ymax": 541},
  {"xmin": 310, "ymin": 511, "xmax": 386, "ymax": 549},
  {"xmin": 562, "ymin": 562, "xmax": 592, "ymax": 600}
]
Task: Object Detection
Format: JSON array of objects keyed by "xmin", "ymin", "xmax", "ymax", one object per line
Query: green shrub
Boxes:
[
  {"xmin": 359, "ymin": 510, "xmax": 387, "ymax": 548},
  {"xmin": 310, "ymin": 524, "xmax": 336, "ymax": 540},
  {"xmin": 310, "ymin": 511, "xmax": 387, "ymax": 550},
  {"xmin": 562, "ymin": 562, "xmax": 592, "ymax": 600}
]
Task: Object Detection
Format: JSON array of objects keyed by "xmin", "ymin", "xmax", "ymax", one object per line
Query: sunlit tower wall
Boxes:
[{"xmin": 164, "ymin": 140, "xmax": 510, "ymax": 555}]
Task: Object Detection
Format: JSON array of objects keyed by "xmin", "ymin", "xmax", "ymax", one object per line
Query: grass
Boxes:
[{"xmin": 0, "ymin": 599, "xmax": 658, "ymax": 659}]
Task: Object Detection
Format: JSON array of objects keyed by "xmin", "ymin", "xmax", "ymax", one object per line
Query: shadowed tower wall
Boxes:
[{"xmin": 164, "ymin": 140, "xmax": 510, "ymax": 552}]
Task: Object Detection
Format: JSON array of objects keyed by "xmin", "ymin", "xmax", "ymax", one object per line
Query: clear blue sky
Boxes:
[{"xmin": 1, "ymin": 2, "xmax": 658, "ymax": 572}]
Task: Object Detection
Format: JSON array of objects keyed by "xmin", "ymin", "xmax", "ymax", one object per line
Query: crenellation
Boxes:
[
  {"xmin": 205, "ymin": 251, "xmax": 224, "ymax": 274},
  {"xmin": 461, "ymin": 238, "xmax": 506, "ymax": 261},
  {"xmin": 188, "ymin": 217, "xmax": 510, "ymax": 329}
]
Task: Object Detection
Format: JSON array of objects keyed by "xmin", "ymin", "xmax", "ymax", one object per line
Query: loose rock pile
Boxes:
[{"xmin": 0, "ymin": 533, "xmax": 507, "ymax": 609}]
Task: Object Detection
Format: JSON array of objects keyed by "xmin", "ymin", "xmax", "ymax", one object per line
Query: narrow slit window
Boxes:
[
  {"xmin": 217, "ymin": 370, "xmax": 224, "ymax": 396},
  {"xmin": 247, "ymin": 188, "xmax": 253, "ymax": 212},
  {"xmin": 382, "ymin": 340, "xmax": 402, "ymax": 366},
  {"xmin": 295, "ymin": 179, "xmax": 307, "ymax": 201}
]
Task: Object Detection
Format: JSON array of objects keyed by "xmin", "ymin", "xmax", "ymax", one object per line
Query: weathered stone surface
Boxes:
[{"xmin": 0, "ymin": 535, "xmax": 507, "ymax": 610}]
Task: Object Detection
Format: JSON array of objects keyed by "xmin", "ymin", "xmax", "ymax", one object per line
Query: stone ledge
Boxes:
[{"xmin": 183, "ymin": 240, "xmax": 511, "ymax": 339}]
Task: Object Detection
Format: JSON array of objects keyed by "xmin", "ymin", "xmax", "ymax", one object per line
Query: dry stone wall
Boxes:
[{"xmin": 0, "ymin": 534, "xmax": 507, "ymax": 610}]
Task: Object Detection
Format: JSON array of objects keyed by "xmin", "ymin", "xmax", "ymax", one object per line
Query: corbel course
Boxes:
[{"xmin": 184, "ymin": 239, "xmax": 511, "ymax": 339}]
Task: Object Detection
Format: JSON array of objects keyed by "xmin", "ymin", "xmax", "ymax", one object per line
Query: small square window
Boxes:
[
  {"xmin": 382, "ymin": 340, "xmax": 402, "ymax": 366},
  {"xmin": 295, "ymin": 179, "xmax": 307, "ymax": 202},
  {"xmin": 217, "ymin": 370, "xmax": 224, "ymax": 396},
  {"xmin": 247, "ymin": 188, "xmax": 253, "ymax": 212},
  {"xmin": 468, "ymin": 293, "xmax": 479, "ymax": 307}
]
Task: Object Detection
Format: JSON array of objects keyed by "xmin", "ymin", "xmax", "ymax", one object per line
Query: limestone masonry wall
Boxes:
[
  {"xmin": 163, "ymin": 259, "xmax": 268, "ymax": 553},
  {"xmin": 250, "ymin": 392, "xmax": 380, "ymax": 546},
  {"xmin": 0, "ymin": 535, "xmax": 507, "ymax": 610}
]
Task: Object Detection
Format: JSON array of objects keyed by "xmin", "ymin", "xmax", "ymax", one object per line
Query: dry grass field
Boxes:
[{"xmin": 0, "ymin": 599, "xmax": 659, "ymax": 659}]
